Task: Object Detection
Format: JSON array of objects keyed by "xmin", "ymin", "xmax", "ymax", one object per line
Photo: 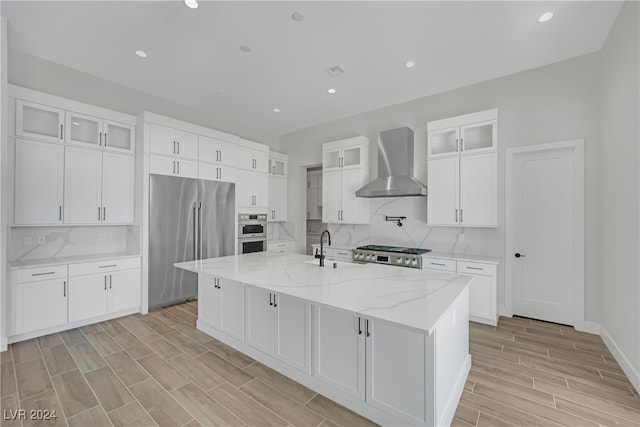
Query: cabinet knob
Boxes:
[{"xmin": 514, "ymin": 253, "xmax": 526, "ymax": 258}]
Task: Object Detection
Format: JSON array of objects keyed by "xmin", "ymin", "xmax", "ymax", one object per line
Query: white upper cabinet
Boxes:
[
  {"xmin": 103, "ymin": 121, "xmax": 135, "ymax": 153},
  {"xmin": 199, "ymin": 135, "xmax": 237, "ymax": 167},
  {"xmin": 16, "ymin": 100, "xmax": 65, "ymax": 143},
  {"xmin": 322, "ymin": 136, "xmax": 369, "ymax": 224},
  {"xmin": 149, "ymin": 123, "xmax": 198, "ymax": 160},
  {"xmin": 236, "ymin": 170, "xmax": 269, "ymax": 213},
  {"xmin": 268, "ymin": 152, "xmax": 288, "ymax": 222},
  {"xmin": 427, "ymin": 109, "xmax": 498, "ymax": 227},
  {"xmin": 66, "ymin": 111, "xmax": 102, "ymax": 148},
  {"xmin": 427, "ymin": 110, "xmax": 497, "ymax": 158},
  {"xmin": 14, "ymin": 139, "xmax": 64, "ymax": 225},
  {"xmin": 64, "ymin": 147, "xmax": 134, "ymax": 224},
  {"xmin": 236, "ymin": 145, "xmax": 268, "ymax": 173}
]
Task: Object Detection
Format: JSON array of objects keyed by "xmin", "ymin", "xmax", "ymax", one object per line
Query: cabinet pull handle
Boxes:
[
  {"xmin": 219, "ymin": 150, "xmax": 222, "ymax": 162},
  {"xmin": 173, "ymin": 161, "xmax": 176, "ymax": 174},
  {"xmin": 455, "ymin": 209, "xmax": 458, "ymax": 223},
  {"xmin": 177, "ymin": 161, "xmax": 180, "ymax": 175},
  {"xmin": 104, "ymin": 133, "xmax": 107, "ymax": 147},
  {"xmin": 460, "ymin": 137, "xmax": 463, "ymax": 151},
  {"xmin": 173, "ymin": 141, "xmax": 176, "ymax": 154},
  {"xmin": 460, "ymin": 209, "xmax": 463, "ymax": 223},
  {"xmin": 109, "ymin": 275, "xmax": 112, "ymax": 289},
  {"xmin": 466, "ymin": 266, "xmax": 484, "ymax": 270},
  {"xmin": 366, "ymin": 319, "xmax": 370, "ymax": 337},
  {"xmin": 59, "ymin": 206, "xmax": 62, "ymax": 221},
  {"xmin": 103, "ymin": 207, "xmax": 106, "ymax": 221},
  {"xmin": 99, "ymin": 132, "xmax": 102, "ymax": 146},
  {"xmin": 273, "ymin": 295, "xmax": 278, "ymax": 308},
  {"xmin": 32, "ymin": 271, "xmax": 54, "ymax": 276},
  {"xmin": 63, "ymin": 281, "xmax": 66, "ymax": 297},
  {"xmin": 60, "ymin": 124, "xmax": 64, "ymax": 140},
  {"xmin": 337, "ymin": 210, "xmax": 340, "ymax": 220},
  {"xmin": 104, "ymin": 276, "xmax": 107, "ymax": 290},
  {"xmin": 98, "ymin": 207, "xmax": 101, "ymax": 221},
  {"xmin": 217, "ymin": 278, "xmax": 221, "ymax": 289},
  {"xmin": 431, "ymin": 262, "xmax": 446, "ymax": 266},
  {"xmin": 269, "ymin": 293, "xmax": 273, "ymax": 306},
  {"xmin": 177, "ymin": 141, "xmax": 180, "ymax": 154},
  {"xmin": 99, "ymin": 264, "xmax": 117, "ymax": 268},
  {"xmin": 358, "ymin": 317, "xmax": 362, "ymax": 335}
]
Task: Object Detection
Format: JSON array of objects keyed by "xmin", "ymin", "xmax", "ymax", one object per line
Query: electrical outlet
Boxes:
[
  {"xmin": 99, "ymin": 232, "xmax": 106, "ymax": 241},
  {"xmin": 37, "ymin": 235, "xmax": 45, "ymax": 244},
  {"xmin": 459, "ymin": 233, "xmax": 465, "ymax": 242},
  {"xmin": 23, "ymin": 236, "xmax": 32, "ymax": 246}
]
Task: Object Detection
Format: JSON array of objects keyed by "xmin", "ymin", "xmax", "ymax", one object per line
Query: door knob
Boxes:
[{"xmin": 515, "ymin": 253, "xmax": 526, "ymax": 258}]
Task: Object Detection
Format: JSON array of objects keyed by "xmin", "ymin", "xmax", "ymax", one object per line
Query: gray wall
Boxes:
[
  {"xmin": 280, "ymin": 52, "xmax": 603, "ymax": 323},
  {"xmin": 600, "ymin": 1, "xmax": 639, "ymax": 379},
  {"xmin": 7, "ymin": 50, "xmax": 279, "ymax": 149}
]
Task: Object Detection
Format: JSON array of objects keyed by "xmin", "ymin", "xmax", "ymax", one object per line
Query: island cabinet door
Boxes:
[
  {"xmin": 313, "ymin": 305, "xmax": 365, "ymax": 401},
  {"xmin": 198, "ymin": 274, "xmax": 221, "ymax": 328},
  {"xmin": 274, "ymin": 294, "xmax": 311, "ymax": 374},
  {"xmin": 219, "ymin": 278, "xmax": 245, "ymax": 341},
  {"xmin": 365, "ymin": 318, "xmax": 428, "ymax": 425},
  {"xmin": 245, "ymin": 287, "xmax": 274, "ymax": 354}
]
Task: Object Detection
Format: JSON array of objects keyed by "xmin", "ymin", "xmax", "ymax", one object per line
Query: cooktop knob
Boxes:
[{"xmin": 404, "ymin": 258, "xmax": 411, "ymax": 265}]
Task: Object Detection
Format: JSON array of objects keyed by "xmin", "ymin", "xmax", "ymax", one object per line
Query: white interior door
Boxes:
[{"xmin": 509, "ymin": 144, "xmax": 582, "ymax": 325}]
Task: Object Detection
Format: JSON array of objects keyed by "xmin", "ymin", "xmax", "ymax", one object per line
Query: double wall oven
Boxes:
[{"xmin": 238, "ymin": 213, "xmax": 267, "ymax": 254}]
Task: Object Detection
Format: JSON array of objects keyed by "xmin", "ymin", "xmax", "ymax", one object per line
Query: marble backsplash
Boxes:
[
  {"xmin": 267, "ymin": 221, "xmax": 297, "ymax": 242},
  {"xmin": 325, "ymin": 197, "xmax": 501, "ymax": 257},
  {"xmin": 9, "ymin": 225, "xmax": 140, "ymax": 263}
]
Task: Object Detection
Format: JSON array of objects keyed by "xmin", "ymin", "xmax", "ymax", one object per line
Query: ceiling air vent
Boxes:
[{"xmin": 325, "ymin": 65, "xmax": 345, "ymax": 77}]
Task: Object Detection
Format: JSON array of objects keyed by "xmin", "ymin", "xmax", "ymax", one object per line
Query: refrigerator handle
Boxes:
[
  {"xmin": 198, "ymin": 202, "xmax": 203, "ymax": 260},
  {"xmin": 193, "ymin": 202, "xmax": 198, "ymax": 261}
]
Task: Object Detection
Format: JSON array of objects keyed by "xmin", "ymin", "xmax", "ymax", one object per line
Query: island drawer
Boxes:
[
  {"xmin": 17, "ymin": 265, "xmax": 68, "ymax": 283},
  {"xmin": 422, "ymin": 258, "xmax": 456, "ymax": 272},
  {"xmin": 69, "ymin": 257, "xmax": 141, "ymax": 276},
  {"xmin": 457, "ymin": 261, "xmax": 497, "ymax": 277}
]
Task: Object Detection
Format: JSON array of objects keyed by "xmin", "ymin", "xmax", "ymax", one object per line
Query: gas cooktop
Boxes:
[
  {"xmin": 353, "ymin": 245, "xmax": 432, "ymax": 269},
  {"xmin": 356, "ymin": 245, "xmax": 431, "ymax": 255}
]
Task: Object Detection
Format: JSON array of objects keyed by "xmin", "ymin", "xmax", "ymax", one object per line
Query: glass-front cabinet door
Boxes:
[
  {"xmin": 269, "ymin": 159, "xmax": 286, "ymax": 177},
  {"xmin": 341, "ymin": 145, "xmax": 362, "ymax": 169},
  {"xmin": 104, "ymin": 121, "xmax": 135, "ymax": 153},
  {"xmin": 16, "ymin": 100, "xmax": 65, "ymax": 143},
  {"xmin": 323, "ymin": 149, "xmax": 341, "ymax": 171},
  {"xmin": 428, "ymin": 127, "xmax": 459, "ymax": 158},
  {"xmin": 461, "ymin": 120, "xmax": 497, "ymax": 154},
  {"xmin": 65, "ymin": 112, "xmax": 102, "ymax": 148}
]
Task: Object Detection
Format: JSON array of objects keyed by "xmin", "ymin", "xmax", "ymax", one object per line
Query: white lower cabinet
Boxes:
[
  {"xmin": 457, "ymin": 261, "xmax": 497, "ymax": 326},
  {"xmin": 366, "ymin": 318, "xmax": 428, "ymax": 424},
  {"xmin": 198, "ymin": 274, "xmax": 244, "ymax": 341},
  {"xmin": 245, "ymin": 287, "xmax": 311, "ymax": 374},
  {"xmin": 68, "ymin": 259, "xmax": 141, "ymax": 322},
  {"xmin": 313, "ymin": 305, "xmax": 365, "ymax": 400},
  {"xmin": 11, "ymin": 258, "xmax": 141, "ymax": 339},
  {"xmin": 15, "ymin": 265, "xmax": 68, "ymax": 335}
]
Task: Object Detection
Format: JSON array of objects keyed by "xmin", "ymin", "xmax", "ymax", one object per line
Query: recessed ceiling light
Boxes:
[
  {"xmin": 537, "ymin": 12, "xmax": 554, "ymax": 23},
  {"xmin": 135, "ymin": 50, "xmax": 148, "ymax": 58},
  {"xmin": 240, "ymin": 45, "xmax": 252, "ymax": 53},
  {"xmin": 291, "ymin": 12, "xmax": 305, "ymax": 22},
  {"xmin": 273, "ymin": 108, "xmax": 281, "ymax": 113},
  {"xmin": 405, "ymin": 61, "xmax": 416, "ymax": 68},
  {"xmin": 184, "ymin": 0, "xmax": 198, "ymax": 9},
  {"xmin": 327, "ymin": 88, "xmax": 336, "ymax": 94}
]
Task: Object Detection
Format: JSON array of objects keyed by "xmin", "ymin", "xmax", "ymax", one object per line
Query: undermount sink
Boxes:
[{"xmin": 304, "ymin": 259, "xmax": 362, "ymax": 268}]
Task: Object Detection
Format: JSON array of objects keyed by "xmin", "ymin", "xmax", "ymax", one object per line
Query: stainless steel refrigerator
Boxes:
[{"xmin": 149, "ymin": 175, "xmax": 235, "ymax": 309}]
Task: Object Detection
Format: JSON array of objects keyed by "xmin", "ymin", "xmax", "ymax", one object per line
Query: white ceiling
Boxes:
[{"xmin": 2, "ymin": 1, "xmax": 623, "ymax": 136}]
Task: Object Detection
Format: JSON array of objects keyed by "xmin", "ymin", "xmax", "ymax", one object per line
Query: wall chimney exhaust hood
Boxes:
[{"xmin": 356, "ymin": 127, "xmax": 427, "ymax": 198}]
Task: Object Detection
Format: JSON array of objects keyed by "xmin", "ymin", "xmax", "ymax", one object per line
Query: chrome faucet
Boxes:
[{"xmin": 315, "ymin": 229, "xmax": 332, "ymax": 267}]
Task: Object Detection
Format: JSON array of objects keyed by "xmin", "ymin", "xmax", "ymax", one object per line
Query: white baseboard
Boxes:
[
  {"xmin": 498, "ymin": 305, "xmax": 512, "ymax": 318},
  {"xmin": 575, "ymin": 320, "xmax": 601, "ymax": 334},
  {"xmin": 600, "ymin": 325, "xmax": 640, "ymax": 393}
]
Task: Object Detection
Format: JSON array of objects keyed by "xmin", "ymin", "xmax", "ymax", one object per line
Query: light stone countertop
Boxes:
[
  {"xmin": 10, "ymin": 252, "xmax": 142, "ymax": 269},
  {"xmin": 175, "ymin": 252, "xmax": 471, "ymax": 334}
]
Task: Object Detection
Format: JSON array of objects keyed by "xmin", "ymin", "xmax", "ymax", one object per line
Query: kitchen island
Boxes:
[{"xmin": 175, "ymin": 252, "xmax": 471, "ymax": 426}]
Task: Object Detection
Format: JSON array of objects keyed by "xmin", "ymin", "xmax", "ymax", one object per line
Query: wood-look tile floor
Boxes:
[{"xmin": 1, "ymin": 304, "xmax": 637, "ymax": 427}]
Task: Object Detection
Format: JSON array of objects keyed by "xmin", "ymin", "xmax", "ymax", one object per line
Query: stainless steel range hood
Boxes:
[{"xmin": 356, "ymin": 127, "xmax": 427, "ymax": 198}]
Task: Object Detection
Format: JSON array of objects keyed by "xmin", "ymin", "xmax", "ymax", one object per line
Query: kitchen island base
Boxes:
[{"xmin": 196, "ymin": 280, "xmax": 470, "ymax": 427}]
